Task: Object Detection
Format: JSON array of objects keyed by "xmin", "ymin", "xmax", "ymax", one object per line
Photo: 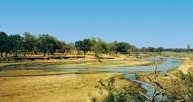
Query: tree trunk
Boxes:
[
  {"xmin": 5, "ymin": 52, "xmax": 8, "ymax": 57},
  {"xmin": 0, "ymin": 51, "xmax": 3, "ymax": 57},
  {"xmin": 50, "ymin": 51, "xmax": 54, "ymax": 55},
  {"xmin": 23, "ymin": 52, "xmax": 27, "ymax": 57},
  {"xmin": 43, "ymin": 51, "xmax": 46, "ymax": 56},
  {"xmin": 34, "ymin": 51, "xmax": 38, "ymax": 55},
  {"xmin": 95, "ymin": 54, "xmax": 102, "ymax": 63},
  {"xmin": 83, "ymin": 51, "xmax": 87, "ymax": 55},
  {"xmin": 15, "ymin": 51, "xmax": 18, "ymax": 57}
]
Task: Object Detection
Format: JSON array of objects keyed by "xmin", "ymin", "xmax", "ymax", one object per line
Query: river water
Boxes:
[{"xmin": 43, "ymin": 58, "xmax": 182, "ymax": 74}]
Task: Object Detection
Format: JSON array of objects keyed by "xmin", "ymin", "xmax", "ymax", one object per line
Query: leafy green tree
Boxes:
[
  {"xmin": 91, "ymin": 38, "xmax": 106, "ymax": 62},
  {"xmin": 22, "ymin": 32, "xmax": 37, "ymax": 56},
  {"xmin": 58, "ymin": 41, "xmax": 67, "ymax": 53},
  {"xmin": 65, "ymin": 43, "xmax": 75, "ymax": 54},
  {"xmin": 8, "ymin": 34, "xmax": 23, "ymax": 56},
  {"xmin": 147, "ymin": 47, "xmax": 156, "ymax": 52},
  {"xmin": 0, "ymin": 32, "xmax": 8, "ymax": 57},
  {"xmin": 110, "ymin": 41, "xmax": 133, "ymax": 54},
  {"xmin": 58, "ymin": 41, "xmax": 74, "ymax": 54},
  {"xmin": 75, "ymin": 38, "xmax": 93, "ymax": 55},
  {"xmin": 37, "ymin": 34, "xmax": 61, "ymax": 56},
  {"xmin": 156, "ymin": 47, "xmax": 164, "ymax": 54}
]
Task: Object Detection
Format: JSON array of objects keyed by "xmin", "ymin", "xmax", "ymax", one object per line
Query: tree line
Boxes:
[
  {"xmin": 1, "ymin": 32, "xmax": 190, "ymax": 57},
  {"xmin": 0, "ymin": 32, "xmax": 137, "ymax": 57}
]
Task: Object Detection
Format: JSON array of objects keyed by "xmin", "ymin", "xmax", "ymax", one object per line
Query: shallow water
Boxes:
[
  {"xmin": 44, "ymin": 58, "xmax": 182, "ymax": 73},
  {"xmin": 122, "ymin": 58, "xmax": 182, "ymax": 101}
]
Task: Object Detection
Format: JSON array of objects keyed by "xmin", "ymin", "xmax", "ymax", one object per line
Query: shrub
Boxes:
[{"xmin": 94, "ymin": 78, "xmax": 146, "ymax": 102}]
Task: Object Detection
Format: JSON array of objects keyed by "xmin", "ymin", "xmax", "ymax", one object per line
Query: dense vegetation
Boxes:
[{"xmin": 0, "ymin": 32, "xmax": 138, "ymax": 57}]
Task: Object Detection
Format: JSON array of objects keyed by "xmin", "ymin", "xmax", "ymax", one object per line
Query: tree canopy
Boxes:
[{"xmin": 1, "ymin": 31, "xmax": 181, "ymax": 57}]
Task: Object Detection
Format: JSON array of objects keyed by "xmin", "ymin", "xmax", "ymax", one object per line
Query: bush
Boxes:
[
  {"xmin": 94, "ymin": 78, "xmax": 146, "ymax": 102},
  {"xmin": 166, "ymin": 71, "xmax": 193, "ymax": 101}
]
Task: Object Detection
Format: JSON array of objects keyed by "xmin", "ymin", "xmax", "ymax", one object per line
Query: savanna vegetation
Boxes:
[
  {"xmin": 0, "ymin": 32, "xmax": 174, "ymax": 59},
  {"xmin": 1, "ymin": 31, "xmax": 193, "ymax": 102},
  {"xmin": 0, "ymin": 32, "xmax": 137, "ymax": 57}
]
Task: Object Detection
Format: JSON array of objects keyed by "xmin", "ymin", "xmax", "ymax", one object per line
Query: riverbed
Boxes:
[{"xmin": 0, "ymin": 57, "xmax": 183, "ymax": 102}]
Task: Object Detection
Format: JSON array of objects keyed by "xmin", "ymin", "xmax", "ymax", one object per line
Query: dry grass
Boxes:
[
  {"xmin": 0, "ymin": 70, "xmax": 71, "ymax": 77},
  {"xmin": 0, "ymin": 55, "xmax": 152, "ymax": 69},
  {"xmin": 177, "ymin": 59, "xmax": 193, "ymax": 74},
  {"xmin": 0, "ymin": 73, "xmax": 135, "ymax": 102}
]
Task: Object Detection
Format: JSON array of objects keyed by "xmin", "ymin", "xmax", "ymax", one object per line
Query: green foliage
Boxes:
[
  {"xmin": 0, "ymin": 32, "xmax": 9, "ymax": 56},
  {"xmin": 95, "ymin": 78, "xmax": 147, "ymax": 102},
  {"xmin": 0, "ymin": 32, "xmax": 138, "ymax": 57},
  {"xmin": 109, "ymin": 41, "xmax": 134, "ymax": 54},
  {"xmin": 8, "ymin": 34, "xmax": 23, "ymax": 56},
  {"xmin": 92, "ymin": 38, "xmax": 108, "ymax": 54},
  {"xmin": 91, "ymin": 38, "xmax": 109, "ymax": 62},
  {"xmin": 167, "ymin": 71, "xmax": 193, "ymax": 101},
  {"xmin": 37, "ymin": 34, "xmax": 62, "ymax": 56},
  {"xmin": 22, "ymin": 32, "xmax": 37, "ymax": 53},
  {"xmin": 75, "ymin": 38, "xmax": 93, "ymax": 54}
]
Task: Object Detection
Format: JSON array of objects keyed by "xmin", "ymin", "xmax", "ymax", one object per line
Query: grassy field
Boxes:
[
  {"xmin": 0, "ymin": 73, "xmax": 140, "ymax": 102},
  {"xmin": 0, "ymin": 55, "xmax": 153, "ymax": 68}
]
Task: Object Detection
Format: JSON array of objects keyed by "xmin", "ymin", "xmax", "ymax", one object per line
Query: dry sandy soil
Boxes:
[
  {"xmin": 0, "ymin": 73, "xmax": 135, "ymax": 102},
  {"xmin": 178, "ymin": 59, "xmax": 193, "ymax": 74}
]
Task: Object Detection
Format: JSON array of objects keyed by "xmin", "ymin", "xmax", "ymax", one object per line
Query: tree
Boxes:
[
  {"xmin": 110, "ymin": 41, "xmax": 133, "ymax": 54},
  {"xmin": 37, "ymin": 34, "xmax": 61, "ymax": 56},
  {"xmin": 65, "ymin": 43, "xmax": 75, "ymax": 54},
  {"xmin": 0, "ymin": 32, "xmax": 8, "ymax": 57},
  {"xmin": 147, "ymin": 47, "xmax": 156, "ymax": 52},
  {"xmin": 75, "ymin": 38, "xmax": 93, "ymax": 55},
  {"xmin": 156, "ymin": 47, "xmax": 164, "ymax": 54},
  {"xmin": 22, "ymin": 32, "xmax": 37, "ymax": 56},
  {"xmin": 91, "ymin": 38, "xmax": 108, "ymax": 62},
  {"xmin": 8, "ymin": 34, "xmax": 23, "ymax": 56},
  {"xmin": 58, "ymin": 41, "xmax": 74, "ymax": 54}
]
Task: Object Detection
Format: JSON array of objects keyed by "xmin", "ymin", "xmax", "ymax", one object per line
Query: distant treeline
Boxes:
[{"xmin": 0, "ymin": 32, "xmax": 191, "ymax": 57}]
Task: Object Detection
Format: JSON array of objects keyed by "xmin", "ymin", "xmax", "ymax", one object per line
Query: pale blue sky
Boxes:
[{"xmin": 0, "ymin": 0, "xmax": 193, "ymax": 48}]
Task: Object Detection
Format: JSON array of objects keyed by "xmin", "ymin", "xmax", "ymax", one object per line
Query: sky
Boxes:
[{"xmin": 0, "ymin": 0, "xmax": 193, "ymax": 48}]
